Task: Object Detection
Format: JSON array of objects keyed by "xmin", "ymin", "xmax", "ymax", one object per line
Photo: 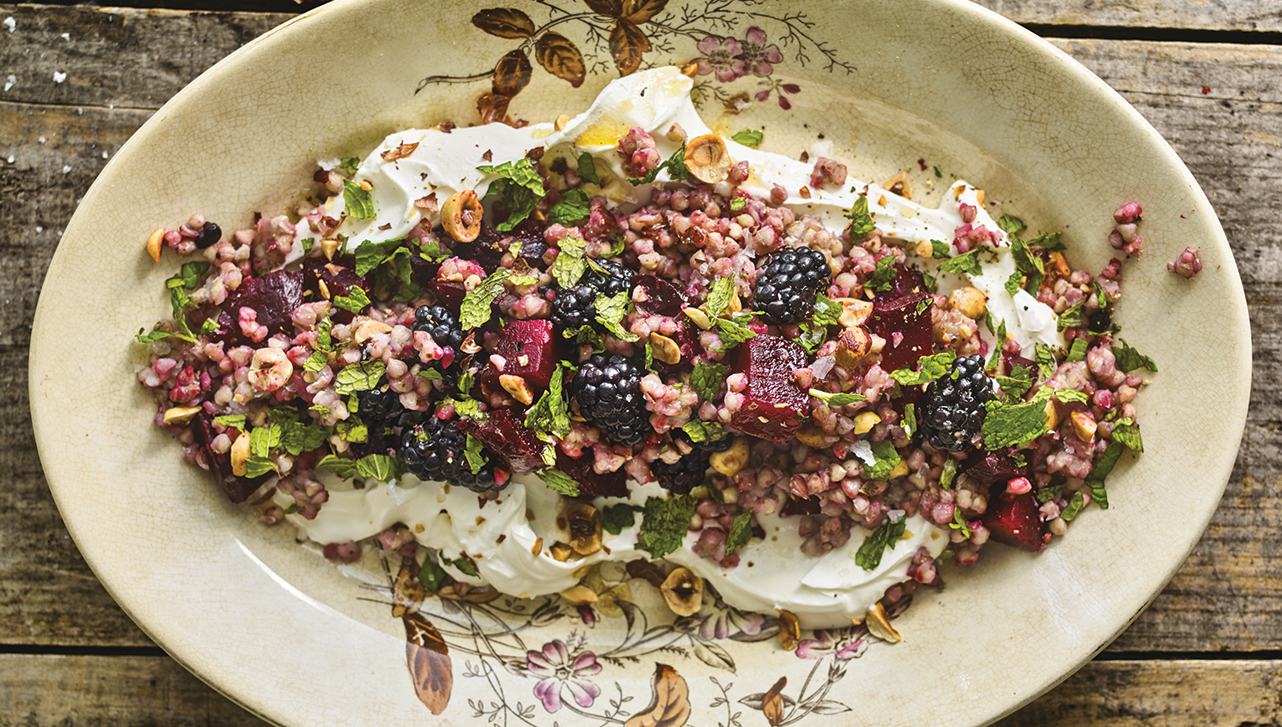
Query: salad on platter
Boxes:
[{"xmin": 136, "ymin": 65, "xmax": 1155, "ymax": 641}]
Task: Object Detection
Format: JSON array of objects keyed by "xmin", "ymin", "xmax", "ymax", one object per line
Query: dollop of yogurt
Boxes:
[{"xmin": 286, "ymin": 66, "xmax": 1068, "ymax": 628}]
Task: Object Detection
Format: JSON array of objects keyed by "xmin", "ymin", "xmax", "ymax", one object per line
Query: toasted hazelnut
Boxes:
[
  {"xmin": 682, "ymin": 307, "xmax": 712, "ymax": 330},
  {"xmin": 795, "ymin": 425, "xmax": 835, "ymax": 449},
  {"xmin": 559, "ymin": 584, "xmax": 598, "ymax": 606},
  {"xmin": 162, "ymin": 405, "xmax": 202, "ymax": 427},
  {"xmin": 866, "ymin": 602, "xmax": 901, "ymax": 643},
  {"xmin": 499, "ymin": 374, "xmax": 535, "ymax": 406},
  {"xmin": 554, "ymin": 114, "xmax": 571, "ymax": 131},
  {"xmin": 441, "ymin": 190, "xmax": 483, "ymax": 242},
  {"xmin": 914, "ymin": 239, "xmax": 936, "ymax": 258},
  {"xmin": 565, "ymin": 502, "xmax": 603, "ymax": 556},
  {"xmin": 146, "ymin": 228, "xmax": 165, "ymax": 263},
  {"xmin": 709, "ymin": 436, "xmax": 750, "ymax": 476},
  {"xmin": 230, "ymin": 432, "xmax": 251, "ymax": 477},
  {"xmin": 948, "ymin": 286, "xmax": 987, "ymax": 320},
  {"xmin": 531, "ymin": 536, "xmax": 543, "ymax": 556},
  {"xmin": 353, "ymin": 319, "xmax": 393, "ymax": 343},
  {"xmin": 321, "ymin": 238, "xmax": 339, "ymax": 260},
  {"xmin": 665, "ymin": 123, "xmax": 688, "ymax": 143},
  {"xmin": 1070, "ymin": 411, "xmax": 1098, "ymax": 444},
  {"xmin": 649, "ymin": 333, "xmax": 682, "ymax": 365},
  {"xmin": 976, "ymin": 189, "xmax": 986, "ymax": 207},
  {"xmin": 883, "ymin": 171, "xmax": 913, "ymax": 200},
  {"xmin": 1044, "ymin": 398, "xmax": 1061, "ymax": 433},
  {"xmin": 1047, "ymin": 251, "xmax": 1071, "ymax": 279},
  {"xmin": 549, "ymin": 542, "xmax": 574, "ymax": 562},
  {"xmin": 835, "ymin": 298, "xmax": 873, "ymax": 328},
  {"xmin": 680, "ymin": 60, "xmax": 699, "ymax": 78},
  {"xmin": 660, "ymin": 567, "xmax": 704, "ymax": 617},
  {"xmin": 852, "ymin": 411, "xmax": 881, "ymax": 435},
  {"xmin": 833, "ymin": 327, "xmax": 872, "ymax": 370},
  {"xmin": 777, "ymin": 609, "xmax": 801, "ymax": 651},
  {"xmin": 684, "ymin": 134, "xmax": 732, "ymax": 184}
]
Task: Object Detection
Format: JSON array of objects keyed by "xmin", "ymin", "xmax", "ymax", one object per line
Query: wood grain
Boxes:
[
  {"xmin": 2, "ymin": 654, "xmax": 1280, "ymax": 727},
  {"xmin": 975, "ymin": 0, "xmax": 1282, "ymax": 33},
  {"xmin": 2, "ymin": 0, "xmax": 1281, "ymax": 659}
]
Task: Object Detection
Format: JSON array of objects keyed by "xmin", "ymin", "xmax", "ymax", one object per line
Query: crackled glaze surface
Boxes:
[{"xmin": 29, "ymin": 0, "xmax": 1248, "ymax": 726}]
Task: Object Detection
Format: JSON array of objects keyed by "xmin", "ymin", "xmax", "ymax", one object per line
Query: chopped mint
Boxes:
[
  {"xmin": 334, "ymin": 360, "xmax": 386, "ymax": 396},
  {"xmin": 343, "ymin": 179, "xmax": 375, "ymax": 220},
  {"xmin": 855, "ymin": 517, "xmax": 907, "ymax": 571},
  {"xmin": 626, "ymin": 143, "xmax": 689, "ymax": 185},
  {"xmin": 980, "ymin": 397, "xmax": 1050, "ymax": 449},
  {"xmin": 714, "ymin": 313, "xmax": 756, "ymax": 348},
  {"xmin": 335, "ymin": 416, "xmax": 368, "ymax": 443},
  {"xmin": 213, "ymin": 414, "xmax": 246, "ymax": 430},
  {"xmin": 417, "ymin": 552, "xmax": 448, "ymax": 591},
  {"xmin": 866, "ymin": 254, "xmax": 897, "ymax": 293},
  {"xmin": 1011, "ymin": 236, "xmax": 1044, "ymax": 278},
  {"xmin": 681, "ymin": 419, "xmax": 726, "ymax": 444},
  {"xmin": 243, "ymin": 455, "xmax": 276, "ymax": 479},
  {"xmin": 637, "ymin": 494, "xmax": 697, "ymax": 559},
  {"xmin": 949, "ymin": 507, "xmax": 972, "ymax": 537},
  {"xmin": 994, "ymin": 365, "xmax": 1035, "ymax": 399},
  {"xmin": 808, "ymin": 389, "xmax": 868, "ymax": 407},
  {"xmin": 1056, "ymin": 302, "xmax": 1083, "ymax": 332},
  {"xmin": 846, "ymin": 196, "xmax": 875, "ymax": 238},
  {"xmin": 1034, "ymin": 343, "xmax": 1058, "ymax": 380},
  {"xmin": 1004, "ymin": 271, "xmax": 1022, "ymax": 298},
  {"xmin": 997, "ymin": 213, "xmax": 1025, "ymax": 237},
  {"xmin": 450, "ymin": 398, "xmax": 485, "ymax": 421},
  {"xmin": 1085, "ymin": 441, "xmax": 1122, "ymax": 510},
  {"xmin": 1112, "ymin": 417, "xmax": 1144, "ymax": 453},
  {"xmin": 939, "ymin": 458, "xmax": 958, "ymax": 489},
  {"xmin": 724, "ymin": 512, "xmax": 754, "ymax": 556},
  {"xmin": 458, "ymin": 268, "xmax": 510, "ymax": 330},
  {"xmin": 986, "ymin": 317, "xmax": 1007, "ymax": 373},
  {"xmin": 478, "ymin": 158, "xmax": 546, "ymax": 231},
  {"xmin": 525, "ymin": 366, "xmax": 571, "ymax": 439},
  {"xmin": 249, "ymin": 423, "xmax": 282, "ymax": 458},
  {"xmin": 1060, "ymin": 491, "xmax": 1086, "ymax": 521},
  {"xmin": 540, "ymin": 468, "xmax": 580, "ymax": 497},
  {"xmin": 890, "ymin": 351, "xmax": 957, "ymax": 386},
  {"xmin": 449, "ymin": 556, "xmax": 480, "ymax": 578},
  {"xmin": 416, "ymin": 368, "xmax": 443, "ymax": 381},
  {"xmin": 463, "ymin": 434, "xmax": 486, "ymax": 475},
  {"xmin": 865, "ymin": 440, "xmax": 902, "ymax": 480},
  {"xmin": 280, "ymin": 421, "xmax": 327, "ymax": 456},
  {"xmin": 939, "ymin": 249, "xmax": 983, "ymax": 275},
  {"xmin": 730, "ymin": 129, "xmax": 764, "ymax": 148},
  {"xmin": 902, "ymin": 403, "xmax": 917, "ymax": 438},
  {"xmin": 1027, "ymin": 230, "xmax": 1066, "ymax": 251},
  {"xmin": 690, "ymin": 362, "xmax": 728, "ymax": 402},
  {"xmin": 1113, "ymin": 338, "xmax": 1158, "ymax": 373},
  {"xmin": 704, "ymin": 276, "xmax": 736, "ymax": 319},
  {"xmin": 602, "ymin": 503, "xmax": 641, "ymax": 535},
  {"xmin": 576, "ymin": 151, "xmax": 600, "ymax": 185},
  {"xmin": 317, "ymin": 454, "xmax": 357, "ymax": 479},
  {"xmin": 729, "ymin": 196, "xmax": 747, "ymax": 211},
  {"xmin": 300, "ymin": 237, "xmax": 316, "ymax": 254},
  {"xmin": 355, "ymin": 453, "xmax": 399, "ymax": 481},
  {"xmin": 332, "ymin": 285, "xmax": 371, "ymax": 314},
  {"xmin": 595, "ymin": 290, "xmax": 639, "ymax": 342},
  {"xmin": 812, "ymin": 294, "xmax": 843, "ymax": 327},
  {"xmin": 353, "ymin": 237, "xmax": 405, "ymax": 276},
  {"xmin": 548, "ymin": 189, "xmax": 591, "ymax": 225},
  {"xmin": 551, "ymin": 236, "xmax": 587, "ymax": 289},
  {"xmin": 303, "ymin": 350, "xmax": 329, "ymax": 373},
  {"xmin": 930, "ymin": 240, "xmax": 952, "ymax": 259},
  {"xmin": 337, "ymin": 156, "xmax": 360, "ymax": 176},
  {"xmin": 1066, "ymin": 337, "xmax": 1089, "ymax": 363}
]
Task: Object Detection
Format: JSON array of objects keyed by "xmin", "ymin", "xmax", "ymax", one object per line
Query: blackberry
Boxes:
[
  {"xmin": 399, "ymin": 418, "xmax": 503, "ymax": 493},
  {"xmin": 193, "ymin": 221, "xmax": 221, "ymax": 249},
  {"xmin": 751, "ymin": 247, "xmax": 831, "ymax": 325},
  {"xmin": 651, "ymin": 450, "xmax": 711, "ymax": 494},
  {"xmin": 571, "ymin": 354, "xmax": 650, "ymax": 447},
  {"xmin": 413, "ymin": 305, "xmax": 464, "ymax": 368},
  {"xmin": 919, "ymin": 354, "xmax": 998, "ymax": 452},
  {"xmin": 1087, "ymin": 309, "xmax": 1112, "ymax": 333},
  {"xmin": 585, "ymin": 258, "xmax": 633, "ymax": 297},
  {"xmin": 551, "ymin": 285, "xmax": 598, "ymax": 331},
  {"xmin": 357, "ymin": 382, "xmax": 403, "ymax": 427}
]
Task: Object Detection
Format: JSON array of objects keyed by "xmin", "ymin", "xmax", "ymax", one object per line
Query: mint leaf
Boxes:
[
  {"xmin": 353, "ymin": 237, "xmax": 405, "ymax": 276},
  {"xmin": 280, "ymin": 421, "xmax": 327, "ymax": 456},
  {"xmin": 338, "ymin": 156, "xmax": 360, "ymax": 176},
  {"xmin": 1085, "ymin": 441, "xmax": 1123, "ymax": 510},
  {"xmin": 949, "ymin": 507, "xmax": 972, "ymax": 537},
  {"xmin": 602, "ymin": 503, "xmax": 640, "ymax": 535},
  {"xmin": 902, "ymin": 403, "xmax": 917, "ymax": 438},
  {"xmin": 1060, "ymin": 491, "xmax": 1086, "ymax": 521},
  {"xmin": 355, "ymin": 453, "xmax": 398, "ymax": 481},
  {"xmin": 808, "ymin": 389, "xmax": 869, "ymax": 407},
  {"xmin": 525, "ymin": 366, "xmax": 571, "ymax": 439},
  {"xmin": 576, "ymin": 151, "xmax": 600, "ymax": 185},
  {"xmin": 939, "ymin": 458, "xmax": 958, "ymax": 489},
  {"xmin": 1057, "ymin": 302, "xmax": 1084, "ymax": 332},
  {"xmin": 846, "ymin": 196, "xmax": 875, "ymax": 238},
  {"xmin": 1011, "ymin": 236, "xmax": 1044, "ymax": 277},
  {"xmin": 1112, "ymin": 417, "xmax": 1144, "ymax": 453},
  {"xmin": 178, "ymin": 260, "xmax": 210, "ymax": 289},
  {"xmin": 980, "ymin": 398, "xmax": 1050, "ymax": 449},
  {"xmin": 540, "ymin": 468, "xmax": 580, "ymax": 497},
  {"xmin": 459, "ymin": 268, "xmax": 510, "ymax": 330},
  {"xmin": 303, "ymin": 351, "xmax": 329, "ymax": 373},
  {"xmin": 416, "ymin": 368, "xmax": 443, "ymax": 381},
  {"xmin": 714, "ymin": 314, "xmax": 756, "ymax": 348},
  {"xmin": 334, "ymin": 361, "xmax": 386, "ymax": 396},
  {"xmin": 626, "ymin": 143, "xmax": 689, "ymax": 185},
  {"xmin": 997, "ymin": 213, "xmax": 1025, "ymax": 237},
  {"xmin": 890, "ymin": 350, "xmax": 957, "ymax": 386},
  {"xmin": 1028, "ymin": 231, "xmax": 1066, "ymax": 251},
  {"xmin": 1066, "ymin": 337, "xmax": 1089, "ymax": 363},
  {"xmin": 343, "ymin": 179, "xmax": 375, "ymax": 220},
  {"xmin": 637, "ymin": 494, "xmax": 697, "ymax": 559},
  {"xmin": 690, "ymin": 362, "xmax": 727, "ymax": 402},
  {"xmin": 551, "ymin": 236, "xmax": 587, "ymax": 289},
  {"xmin": 418, "ymin": 552, "xmax": 448, "ymax": 591},
  {"xmin": 705, "ymin": 276, "xmax": 736, "ymax": 319},
  {"xmin": 332, "ymin": 285, "xmax": 371, "ymax": 314},
  {"xmin": 939, "ymin": 249, "xmax": 983, "ymax": 275},
  {"xmin": 595, "ymin": 290, "xmax": 639, "ymax": 342},
  {"xmin": 929, "ymin": 239, "xmax": 952, "ymax": 259},
  {"xmin": 335, "ymin": 416, "xmax": 368, "ymax": 443},
  {"xmin": 866, "ymin": 254, "xmax": 897, "ymax": 293},
  {"xmin": 548, "ymin": 189, "xmax": 591, "ymax": 225},
  {"xmin": 1113, "ymin": 338, "xmax": 1158, "ymax": 373},
  {"xmin": 249, "ymin": 424, "xmax": 282, "ymax": 458},
  {"xmin": 855, "ymin": 517, "xmax": 907, "ymax": 570},
  {"xmin": 317, "ymin": 454, "xmax": 357, "ymax": 479},
  {"xmin": 1034, "ymin": 343, "xmax": 1058, "ymax": 380},
  {"xmin": 866, "ymin": 440, "xmax": 902, "ymax": 480},
  {"xmin": 730, "ymin": 129, "xmax": 764, "ymax": 148},
  {"xmin": 724, "ymin": 512, "xmax": 754, "ymax": 555},
  {"xmin": 681, "ymin": 419, "xmax": 725, "ymax": 444},
  {"xmin": 812, "ymin": 294, "xmax": 843, "ymax": 327},
  {"xmin": 464, "ymin": 434, "xmax": 486, "ymax": 474},
  {"xmin": 994, "ymin": 365, "xmax": 1035, "ymax": 399},
  {"xmin": 449, "ymin": 556, "xmax": 479, "ymax": 578},
  {"xmin": 213, "ymin": 414, "xmax": 246, "ymax": 430},
  {"xmin": 478, "ymin": 158, "xmax": 546, "ymax": 232},
  {"xmin": 1004, "ymin": 271, "xmax": 1022, "ymax": 298},
  {"xmin": 243, "ymin": 455, "xmax": 276, "ymax": 479}
]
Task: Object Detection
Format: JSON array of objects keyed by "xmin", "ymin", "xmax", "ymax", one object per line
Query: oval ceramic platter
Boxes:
[{"xmin": 30, "ymin": 0, "xmax": 1249, "ymax": 725}]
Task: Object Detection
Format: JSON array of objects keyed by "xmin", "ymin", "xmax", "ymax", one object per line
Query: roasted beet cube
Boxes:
[
  {"xmin": 302, "ymin": 257, "xmax": 370, "ymax": 323},
  {"xmin": 190, "ymin": 412, "xmax": 269, "ymax": 504},
  {"xmin": 458, "ymin": 409, "xmax": 546, "ymax": 474},
  {"xmin": 1001, "ymin": 349, "xmax": 1037, "ymax": 378},
  {"xmin": 478, "ymin": 319, "xmax": 560, "ymax": 391},
  {"xmin": 981, "ymin": 488, "xmax": 1048, "ymax": 552},
  {"xmin": 556, "ymin": 450, "xmax": 628, "ymax": 499},
  {"xmin": 868, "ymin": 291, "xmax": 934, "ymax": 372},
  {"xmin": 727, "ymin": 334, "xmax": 809, "ymax": 444},
  {"xmin": 965, "ymin": 448, "xmax": 1029, "ymax": 487},
  {"xmin": 428, "ymin": 257, "xmax": 488, "ymax": 312},
  {"xmin": 633, "ymin": 275, "xmax": 685, "ymax": 317},
  {"xmin": 220, "ymin": 269, "xmax": 305, "ymax": 340},
  {"xmin": 886, "ymin": 263, "xmax": 927, "ymax": 299}
]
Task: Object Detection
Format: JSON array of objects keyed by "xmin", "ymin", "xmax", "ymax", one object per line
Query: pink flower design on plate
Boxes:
[
  {"xmin": 795, "ymin": 629, "xmax": 867, "ymax": 660},
  {"xmin": 696, "ymin": 36, "xmax": 746, "ymax": 82},
  {"xmin": 527, "ymin": 639, "xmax": 603, "ymax": 712},
  {"xmin": 739, "ymin": 26, "xmax": 783, "ymax": 77}
]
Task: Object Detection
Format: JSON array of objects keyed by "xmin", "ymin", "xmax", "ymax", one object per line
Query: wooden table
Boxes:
[{"xmin": 2, "ymin": 2, "xmax": 1279, "ymax": 724}]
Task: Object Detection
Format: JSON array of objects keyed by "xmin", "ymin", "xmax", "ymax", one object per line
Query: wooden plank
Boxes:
[
  {"xmin": 2, "ymin": 10, "xmax": 1282, "ymax": 653},
  {"xmin": 2, "ymin": 654, "xmax": 1280, "ymax": 726},
  {"xmin": 975, "ymin": 0, "xmax": 1282, "ymax": 34}
]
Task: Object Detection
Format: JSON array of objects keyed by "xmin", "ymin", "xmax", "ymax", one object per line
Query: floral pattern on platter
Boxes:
[
  {"xmin": 370, "ymin": 552, "xmax": 903, "ymax": 725},
  {"xmin": 418, "ymin": 0, "xmax": 855, "ymax": 121}
]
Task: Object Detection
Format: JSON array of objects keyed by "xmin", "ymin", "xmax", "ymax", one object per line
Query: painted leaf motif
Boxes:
[
  {"xmin": 691, "ymin": 637, "xmax": 736, "ymax": 672},
  {"xmin": 623, "ymin": 0, "xmax": 668, "ymax": 23},
  {"xmin": 624, "ymin": 663, "xmax": 691, "ymax": 727},
  {"xmin": 391, "ymin": 553, "xmax": 426, "ymax": 618},
  {"xmin": 403, "ymin": 611, "xmax": 452, "ymax": 715},
  {"xmin": 809, "ymin": 700, "xmax": 853, "ymax": 715},
  {"xmin": 762, "ymin": 676, "xmax": 788, "ymax": 727},
  {"xmin": 478, "ymin": 93, "xmax": 512, "ymax": 124},
  {"xmin": 609, "ymin": 19, "xmax": 651, "ymax": 76},
  {"xmin": 471, "ymin": 7, "xmax": 537, "ymax": 38},
  {"xmin": 535, "ymin": 32, "xmax": 587, "ymax": 88},
  {"xmin": 492, "ymin": 49, "xmax": 533, "ymax": 97},
  {"xmin": 584, "ymin": 0, "xmax": 624, "ymax": 18},
  {"xmin": 738, "ymin": 692, "xmax": 796, "ymax": 710}
]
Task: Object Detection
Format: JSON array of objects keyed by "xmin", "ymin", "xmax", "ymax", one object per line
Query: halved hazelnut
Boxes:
[
  {"xmin": 321, "ymin": 238, "xmax": 339, "ymax": 260},
  {"xmin": 835, "ymin": 297, "xmax": 873, "ymax": 328},
  {"xmin": 441, "ymin": 190, "xmax": 483, "ymax": 242},
  {"xmin": 680, "ymin": 61, "xmax": 699, "ymax": 78},
  {"xmin": 684, "ymin": 134, "xmax": 732, "ymax": 184},
  {"xmin": 649, "ymin": 332, "xmax": 681, "ymax": 365},
  {"xmin": 162, "ymin": 405, "xmax": 202, "ymax": 426},
  {"xmin": 883, "ymin": 171, "xmax": 913, "ymax": 200},
  {"xmin": 865, "ymin": 602, "xmax": 901, "ymax": 644},
  {"xmin": 852, "ymin": 411, "xmax": 881, "ymax": 436},
  {"xmin": 565, "ymin": 503, "xmax": 603, "ymax": 556},
  {"xmin": 777, "ymin": 609, "xmax": 801, "ymax": 651},
  {"xmin": 230, "ymin": 432, "xmax": 251, "ymax": 477},
  {"xmin": 1070, "ymin": 411, "xmax": 1098, "ymax": 445},
  {"xmin": 833, "ymin": 327, "xmax": 872, "ymax": 370},
  {"xmin": 709, "ymin": 436, "xmax": 749, "ymax": 476},
  {"xmin": 682, "ymin": 307, "xmax": 712, "ymax": 330},
  {"xmin": 660, "ymin": 567, "xmax": 704, "ymax": 617},
  {"xmin": 554, "ymin": 114, "xmax": 571, "ymax": 131},
  {"xmin": 549, "ymin": 541, "xmax": 574, "ymax": 562},
  {"xmin": 1044, "ymin": 398, "xmax": 1061, "ymax": 433},
  {"xmin": 795, "ymin": 425, "xmax": 835, "ymax": 449},
  {"xmin": 146, "ymin": 228, "xmax": 165, "ymax": 263},
  {"xmin": 531, "ymin": 536, "xmax": 543, "ymax": 557},
  {"xmin": 948, "ymin": 286, "xmax": 987, "ymax": 320},
  {"xmin": 353, "ymin": 319, "xmax": 393, "ymax": 343},
  {"xmin": 499, "ymin": 374, "xmax": 535, "ymax": 406},
  {"xmin": 559, "ymin": 584, "xmax": 598, "ymax": 606}
]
